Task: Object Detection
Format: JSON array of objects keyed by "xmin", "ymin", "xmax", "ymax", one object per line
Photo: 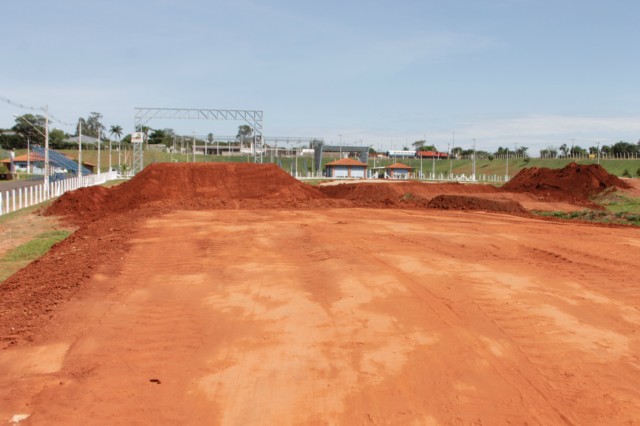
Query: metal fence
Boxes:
[{"xmin": 0, "ymin": 171, "xmax": 119, "ymax": 216}]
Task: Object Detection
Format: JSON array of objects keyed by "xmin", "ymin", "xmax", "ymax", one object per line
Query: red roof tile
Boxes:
[
  {"xmin": 385, "ymin": 162, "xmax": 413, "ymax": 170},
  {"xmin": 0, "ymin": 153, "xmax": 45, "ymax": 163},
  {"xmin": 325, "ymin": 157, "xmax": 368, "ymax": 167}
]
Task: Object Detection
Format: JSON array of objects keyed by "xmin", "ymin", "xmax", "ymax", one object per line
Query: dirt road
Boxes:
[{"xmin": 1, "ymin": 208, "xmax": 639, "ymax": 424}]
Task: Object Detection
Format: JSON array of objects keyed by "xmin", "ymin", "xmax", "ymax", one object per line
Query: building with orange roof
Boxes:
[
  {"xmin": 384, "ymin": 162, "xmax": 413, "ymax": 179},
  {"xmin": 1, "ymin": 151, "xmax": 95, "ymax": 174},
  {"xmin": 324, "ymin": 157, "xmax": 368, "ymax": 178}
]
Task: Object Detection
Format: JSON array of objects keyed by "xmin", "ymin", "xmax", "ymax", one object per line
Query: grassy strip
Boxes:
[
  {"xmin": 599, "ymin": 194, "xmax": 640, "ymax": 214},
  {"xmin": 0, "ymin": 230, "xmax": 71, "ymax": 282},
  {"xmin": 28, "ymin": 148, "xmax": 640, "ymax": 178},
  {"xmin": 0, "ymin": 204, "xmax": 45, "ymax": 225},
  {"xmin": 532, "ymin": 210, "xmax": 640, "ymax": 226}
]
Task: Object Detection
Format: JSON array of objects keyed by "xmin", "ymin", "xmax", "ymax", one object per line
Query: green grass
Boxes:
[
  {"xmin": 0, "ymin": 230, "xmax": 71, "ymax": 282},
  {"xmin": 0, "ymin": 203, "xmax": 47, "ymax": 225},
  {"xmin": 532, "ymin": 209, "xmax": 640, "ymax": 226},
  {"xmin": 598, "ymin": 193, "xmax": 640, "ymax": 214},
  {"xmin": 16, "ymin": 148, "xmax": 640, "ymax": 179}
]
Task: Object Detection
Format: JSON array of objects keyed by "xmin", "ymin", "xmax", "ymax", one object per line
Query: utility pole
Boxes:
[
  {"xmin": 505, "ymin": 146, "xmax": 509, "ymax": 180},
  {"xmin": 432, "ymin": 151, "xmax": 436, "ymax": 180},
  {"xmin": 97, "ymin": 129, "xmax": 101, "ymax": 175},
  {"xmin": 27, "ymin": 134, "xmax": 31, "ymax": 175},
  {"xmin": 472, "ymin": 138, "xmax": 476, "ymax": 180},
  {"xmin": 450, "ymin": 132, "xmax": 455, "ymax": 178},
  {"xmin": 44, "ymin": 105, "xmax": 49, "ymax": 189},
  {"xmin": 78, "ymin": 121, "xmax": 82, "ymax": 179}
]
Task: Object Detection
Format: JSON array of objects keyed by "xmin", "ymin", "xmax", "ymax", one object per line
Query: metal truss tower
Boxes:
[
  {"xmin": 132, "ymin": 141, "xmax": 143, "ymax": 175},
  {"xmin": 133, "ymin": 107, "xmax": 264, "ymax": 173}
]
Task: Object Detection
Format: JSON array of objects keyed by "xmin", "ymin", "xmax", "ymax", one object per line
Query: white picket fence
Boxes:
[
  {"xmin": 297, "ymin": 172, "xmax": 510, "ymax": 183},
  {"xmin": 0, "ymin": 171, "xmax": 119, "ymax": 216}
]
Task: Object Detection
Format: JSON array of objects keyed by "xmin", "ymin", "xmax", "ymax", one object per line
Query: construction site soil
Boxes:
[
  {"xmin": 2, "ymin": 162, "xmax": 639, "ymax": 424},
  {"xmin": 503, "ymin": 162, "xmax": 630, "ymax": 203}
]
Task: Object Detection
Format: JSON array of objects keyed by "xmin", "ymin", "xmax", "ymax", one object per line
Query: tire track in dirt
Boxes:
[
  {"xmin": 1, "ymin": 208, "xmax": 639, "ymax": 424},
  {"xmin": 372, "ymin": 214, "xmax": 640, "ymax": 424}
]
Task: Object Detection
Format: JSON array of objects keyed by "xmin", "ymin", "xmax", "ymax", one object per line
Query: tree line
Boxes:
[
  {"xmin": 403, "ymin": 139, "xmax": 640, "ymax": 159},
  {"xmin": 0, "ymin": 112, "xmax": 124, "ymax": 150}
]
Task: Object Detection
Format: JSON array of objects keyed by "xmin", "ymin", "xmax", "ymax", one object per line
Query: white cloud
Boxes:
[{"xmin": 283, "ymin": 114, "xmax": 640, "ymax": 153}]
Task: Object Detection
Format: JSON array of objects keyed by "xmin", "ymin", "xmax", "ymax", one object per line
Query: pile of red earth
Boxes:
[
  {"xmin": 45, "ymin": 163, "xmax": 329, "ymax": 223},
  {"xmin": 503, "ymin": 162, "xmax": 630, "ymax": 202},
  {"xmin": 427, "ymin": 195, "xmax": 527, "ymax": 214},
  {"xmin": 317, "ymin": 181, "xmax": 498, "ymax": 207}
]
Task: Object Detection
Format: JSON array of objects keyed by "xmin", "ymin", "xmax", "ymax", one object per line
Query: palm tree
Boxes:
[{"xmin": 110, "ymin": 125, "xmax": 123, "ymax": 172}]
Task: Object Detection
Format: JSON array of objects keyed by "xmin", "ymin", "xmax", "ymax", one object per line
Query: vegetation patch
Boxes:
[
  {"xmin": 532, "ymin": 209, "xmax": 640, "ymax": 226},
  {"xmin": 0, "ymin": 230, "xmax": 71, "ymax": 282},
  {"xmin": 401, "ymin": 192, "xmax": 415, "ymax": 201}
]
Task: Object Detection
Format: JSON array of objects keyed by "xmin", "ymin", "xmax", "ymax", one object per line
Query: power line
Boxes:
[
  {"xmin": 0, "ymin": 94, "xmax": 76, "ymax": 128},
  {"xmin": 0, "ymin": 94, "xmax": 43, "ymax": 113}
]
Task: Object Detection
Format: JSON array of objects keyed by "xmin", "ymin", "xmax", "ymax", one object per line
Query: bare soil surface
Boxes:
[
  {"xmin": 1, "ymin": 163, "xmax": 639, "ymax": 424},
  {"xmin": 1, "ymin": 209, "xmax": 639, "ymax": 424}
]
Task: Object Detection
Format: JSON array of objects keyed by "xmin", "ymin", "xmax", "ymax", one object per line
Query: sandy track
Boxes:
[{"xmin": 1, "ymin": 208, "xmax": 639, "ymax": 424}]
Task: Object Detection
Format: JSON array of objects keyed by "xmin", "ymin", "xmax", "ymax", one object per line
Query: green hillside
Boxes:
[{"xmin": 9, "ymin": 148, "xmax": 640, "ymax": 179}]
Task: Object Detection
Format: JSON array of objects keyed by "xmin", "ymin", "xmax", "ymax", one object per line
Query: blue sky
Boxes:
[{"xmin": 1, "ymin": 0, "xmax": 639, "ymax": 153}]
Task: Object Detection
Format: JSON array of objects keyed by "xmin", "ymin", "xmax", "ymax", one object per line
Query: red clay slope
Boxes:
[
  {"xmin": 45, "ymin": 162, "xmax": 327, "ymax": 222},
  {"xmin": 502, "ymin": 162, "xmax": 630, "ymax": 202}
]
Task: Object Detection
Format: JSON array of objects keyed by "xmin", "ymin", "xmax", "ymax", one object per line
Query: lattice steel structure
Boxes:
[{"xmin": 133, "ymin": 107, "xmax": 264, "ymax": 174}]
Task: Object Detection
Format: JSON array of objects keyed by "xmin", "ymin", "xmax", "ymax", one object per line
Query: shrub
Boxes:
[
  {"xmin": 401, "ymin": 192, "xmax": 414, "ymax": 201},
  {"xmin": 622, "ymin": 169, "xmax": 631, "ymax": 178},
  {"xmin": 636, "ymin": 167, "xmax": 640, "ymax": 177}
]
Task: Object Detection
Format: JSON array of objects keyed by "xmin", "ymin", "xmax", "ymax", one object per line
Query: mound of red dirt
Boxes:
[
  {"xmin": 427, "ymin": 195, "xmax": 527, "ymax": 214},
  {"xmin": 45, "ymin": 163, "xmax": 326, "ymax": 223},
  {"xmin": 317, "ymin": 181, "xmax": 498, "ymax": 207},
  {"xmin": 502, "ymin": 163, "xmax": 630, "ymax": 202}
]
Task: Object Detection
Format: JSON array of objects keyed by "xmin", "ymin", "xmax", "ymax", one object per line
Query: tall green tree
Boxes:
[
  {"xmin": 413, "ymin": 140, "xmax": 437, "ymax": 151},
  {"xmin": 148, "ymin": 129, "xmax": 175, "ymax": 146},
  {"xmin": 236, "ymin": 125, "xmax": 253, "ymax": 147},
  {"xmin": 109, "ymin": 125, "xmax": 123, "ymax": 141},
  {"xmin": 12, "ymin": 114, "xmax": 46, "ymax": 146},
  {"xmin": 611, "ymin": 141, "xmax": 638, "ymax": 155},
  {"xmin": 75, "ymin": 112, "xmax": 105, "ymax": 138},
  {"xmin": 540, "ymin": 147, "xmax": 558, "ymax": 158}
]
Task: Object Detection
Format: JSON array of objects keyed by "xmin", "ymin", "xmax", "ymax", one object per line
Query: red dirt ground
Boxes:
[{"xmin": 1, "ymin": 163, "xmax": 639, "ymax": 424}]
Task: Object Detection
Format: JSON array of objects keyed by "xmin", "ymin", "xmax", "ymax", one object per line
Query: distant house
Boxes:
[
  {"xmin": 384, "ymin": 162, "xmax": 413, "ymax": 179},
  {"xmin": 0, "ymin": 152, "xmax": 45, "ymax": 173},
  {"xmin": 0, "ymin": 152, "xmax": 95, "ymax": 174},
  {"xmin": 324, "ymin": 157, "xmax": 368, "ymax": 178}
]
